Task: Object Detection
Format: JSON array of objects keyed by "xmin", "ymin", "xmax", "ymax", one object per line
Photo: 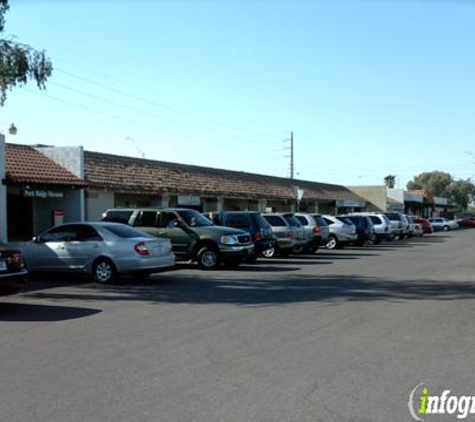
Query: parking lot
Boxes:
[{"xmin": 1, "ymin": 230, "xmax": 475, "ymax": 421}]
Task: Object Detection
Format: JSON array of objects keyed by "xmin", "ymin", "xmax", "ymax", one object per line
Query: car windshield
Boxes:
[
  {"xmin": 313, "ymin": 216, "xmax": 327, "ymax": 227},
  {"xmin": 385, "ymin": 213, "xmax": 400, "ymax": 221},
  {"xmin": 283, "ymin": 215, "xmax": 301, "ymax": 227},
  {"xmin": 252, "ymin": 213, "xmax": 272, "ymax": 230},
  {"xmin": 177, "ymin": 210, "xmax": 213, "ymax": 227},
  {"xmin": 336, "ymin": 217, "xmax": 353, "ymax": 225}
]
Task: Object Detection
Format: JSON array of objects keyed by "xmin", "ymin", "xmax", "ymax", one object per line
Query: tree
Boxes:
[
  {"xmin": 406, "ymin": 171, "xmax": 453, "ymax": 197},
  {"xmin": 407, "ymin": 171, "xmax": 475, "ymax": 210},
  {"xmin": 448, "ymin": 179, "xmax": 475, "ymax": 209},
  {"xmin": 0, "ymin": 0, "xmax": 52, "ymax": 106},
  {"xmin": 384, "ymin": 175, "xmax": 396, "ymax": 188}
]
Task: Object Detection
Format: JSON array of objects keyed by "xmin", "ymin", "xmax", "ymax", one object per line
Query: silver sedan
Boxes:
[{"xmin": 12, "ymin": 222, "xmax": 175, "ymax": 283}]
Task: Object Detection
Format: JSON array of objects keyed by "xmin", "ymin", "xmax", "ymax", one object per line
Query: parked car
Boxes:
[
  {"xmin": 103, "ymin": 208, "xmax": 254, "ymax": 269},
  {"xmin": 311, "ymin": 214, "xmax": 330, "ymax": 245},
  {"xmin": 427, "ymin": 217, "xmax": 459, "ymax": 231},
  {"xmin": 384, "ymin": 212, "xmax": 409, "ymax": 239},
  {"xmin": 12, "ymin": 223, "xmax": 175, "ymax": 283},
  {"xmin": 294, "ymin": 212, "xmax": 323, "ymax": 253},
  {"xmin": 456, "ymin": 217, "xmax": 475, "ymax": 228},
  {"xmin": 322, "ymin": 215, "xmax": 358, "ymax": 250},
  {"xmin": 349, "ymin": 212, "xmax": 392, "ymax": 243},
  {"xmin": 0, "ymin": 245, "xmax": 28, "ymax": 294},
  {"xmin": 411, "ymin": 222, "xmax": 424, "ymax": 237},
  {"xmin": 410, "ymin": 216, "xmax": 433, "ymax": 234},
  {"xmin": 204, "ymin": 211, "xmax": 275, "ymax": 262},
  {"xmin": 340, "ymin": 215, "xmax": 374, "ymax": 246},
  {"xmin": 262, "ymin": 213, "xmax": 296, "ymax": 257}
]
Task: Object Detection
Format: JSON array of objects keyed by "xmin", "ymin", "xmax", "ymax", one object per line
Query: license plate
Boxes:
[
  {"xmin": 0, "ymin": 260, "xmax": 6, "ymax": 271},
  {"xmin": 148, "ymin": 243, "xmax": 162, "ymax": 254}
]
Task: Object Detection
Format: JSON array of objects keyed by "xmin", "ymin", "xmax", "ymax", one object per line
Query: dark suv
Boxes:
[
  {"xmin": 102, "ymin": 208, "xmax": 254, "ymax": 269},
  {"xmin": 204, "ymin": 211, "xmax": 275, "ymax": 262},
  {"xmin": 339, "ymin": 215, "xmax": 374, "ymax": 246}
]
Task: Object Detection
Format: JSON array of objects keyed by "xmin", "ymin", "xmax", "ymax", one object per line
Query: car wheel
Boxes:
[
  {"xmin": 197, "ymin": 246, "xmax": 220, "ymax": 269},
  {"xmin": 292, "ymin": 245, "xmax": 304, "ymax": 254},
  {"xmin": 92, "ymin": 258, "xmax": 117, "ymax": 283},
  {"xmin": 443, "ymin": 225, "xmax": 450, "ymax": 231},
  {"xmin": 260, "ymin": 247, "xmax": 275, "ymax": 258},
  {"xmin": 367, "ymin": 234, "xmax": 378, "ymax": 245},
  {"xmin": 325, "ymin": 235, "xmax": 338, "ymax": 250}
]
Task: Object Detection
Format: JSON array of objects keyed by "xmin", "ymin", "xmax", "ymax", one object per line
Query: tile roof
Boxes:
[
  {"xmin": 5, "ymin": 144, "xmax": 87, "ymax": 187},
  {"xmin": 84, "ymin": 150, "xmax": 363, "ymax": 202}
]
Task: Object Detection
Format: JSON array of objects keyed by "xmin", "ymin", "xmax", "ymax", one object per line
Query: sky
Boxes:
[{"xmin": 1, "ymin": 0, "xmax": 475, "ymax": 188}]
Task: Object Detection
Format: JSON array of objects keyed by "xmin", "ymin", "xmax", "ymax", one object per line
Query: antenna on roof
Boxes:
[{"xmin": 125, "ymin": 136, "xmax": 145, "ymax": 159}]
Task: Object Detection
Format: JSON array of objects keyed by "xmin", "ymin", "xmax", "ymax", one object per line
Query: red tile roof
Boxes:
[
  {"xmin": 84, "ymin": 151, "xmax": 363, "ymax": 202},
  {"xmin": 5, "ymin": 144, "xmax": 87, "ymax": 187}
]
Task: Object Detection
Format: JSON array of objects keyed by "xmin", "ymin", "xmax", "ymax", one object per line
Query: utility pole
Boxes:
[{"xmin": 290, "ymin": 131, "xmax": 294, "ymax": 180}]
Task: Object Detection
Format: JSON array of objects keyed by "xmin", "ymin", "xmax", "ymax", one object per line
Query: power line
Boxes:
[
  {"xmin": 54, "ymin": 67, "xmax": 284, "ymax": 143},
  {"xmin": 23, "ymin": 88, "xmax": 284, "ymax": 159},
  {"xmin": 47, "ymin": 80, "xmax": 283, "ymax": 149}
]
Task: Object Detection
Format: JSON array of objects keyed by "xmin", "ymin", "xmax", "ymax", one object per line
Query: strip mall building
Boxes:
[{"xmin": 0, "ymin": 137, "xmax": 367, "ymax": 243}]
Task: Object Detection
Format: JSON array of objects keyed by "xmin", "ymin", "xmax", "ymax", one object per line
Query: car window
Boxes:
[
  {"xmin": 295, "ymin": 216, "xmax": 308, "ymax": 226},
  {"xmin": 71, "ymin": 225, "xmax": 103, "ymax": 241},
  {"xmin": 135, "ymin": 211, "xmax": 158, "ymax": 227},
  {"xmin": 283, "ymin": 215, "xmax": 301, "ymax": 227},
  {"xmin": 336, "ymin": 217, "xmax": 352, "ymax": 225},
  {"xmin": 370, "ymin": 216, "xmax": 383, "ymax": 225},
  {"xmin": 323, "ymin": 217, "xmax": 334, "ymax": 225},
  {"xmin": 226, "ymin": 213, "xmax": 252, "ymax": 229},
  {"xmin": 251, "ymin": 213, "xmax": 272, "ymax": 230},
  {"xmin": 158, "ymin": 212, "xmax": 180, "ymax": 228},
  {"xmin": 102, "ymin": 210, "xmax": 133, "ymax": 224},
  {"xmin": 385, "ymin": 213, "xmax": 400, "ymax": 221},
  {"xmin": 313, "ymin": 216, "xmax": 328, "ymax": 227},
  {"xmin": 103, "ymin": 224, "xmax": 152, "ymax": 238},
  {"xmin": 176, "ymin": 209, "xmax": 213, "ymax": 227},
  {"xmin": 40, "ymin": 226, "xmax": 76, "ymax": 242},
  {"xmin": 264, "ymin": 215, "xmax": 287, "ymax": 227}
]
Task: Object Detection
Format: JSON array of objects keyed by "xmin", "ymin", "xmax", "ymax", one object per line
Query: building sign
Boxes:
[
  {"xmin": 433, "ymin": 197, "xmax": 449, "ymax": 206},
  {"xmin": 177, "ymin": 195, "xmax": 201, "ymax": 206},
  {"xmin": 336, "ymin": 199, "xmax": 366, "ymax": 208},
  {"xmin": 23, "ymin": 189, "xmax": 64, "ymax": 199}
]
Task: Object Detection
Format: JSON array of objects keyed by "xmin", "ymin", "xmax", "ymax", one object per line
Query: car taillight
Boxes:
[
  {"xmin": 1, "ymin": 251, "xmax": 24, "ymax": 267},
  {"xmin": 134, "ymin": 242, "xmax": 149, "ymax": 256},
  {"xmin": 312, "ymin": 226, "xmax": 321, "ymax": 235},
  {"xmin": 253, "ymin": 231, "xmax": 263, "ymax": 242}
]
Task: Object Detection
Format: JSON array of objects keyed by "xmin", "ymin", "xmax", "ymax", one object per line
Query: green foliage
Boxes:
[
  {"xmin": 384, "ymin": 174, "xmax": 396, "ymax": 188},
  {"xmin": 0, "ymin": 0, "xmax": 52, "ymax": 106},
  {"xmin": 448, "ymin": 179, "xmax": 475, "ymax": 210},
  {"xmin": 406, "ymin": 171, "xmax": 453, "ymax": 197},
  {"xmin": 407, "ymin": 171, "xmax": 475, "ymax": 209}
]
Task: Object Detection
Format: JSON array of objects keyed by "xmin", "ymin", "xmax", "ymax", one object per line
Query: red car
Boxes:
[
  {"xmin": 456, "ymin": 217, "xmax": 475, "ymax": 228},
  {"xmin": 411, "ymin": 217, "xmax": 433, "ymax": 234}
]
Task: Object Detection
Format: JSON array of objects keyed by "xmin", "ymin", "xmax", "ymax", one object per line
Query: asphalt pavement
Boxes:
[{"xmin": 1, "ymin": 230, "xmax": 475, "ymax": 422}]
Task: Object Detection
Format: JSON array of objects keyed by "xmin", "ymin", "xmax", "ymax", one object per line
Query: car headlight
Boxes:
[{"xmin": 221, "ymin": 235, "xmax": 238, "ymax": 245}]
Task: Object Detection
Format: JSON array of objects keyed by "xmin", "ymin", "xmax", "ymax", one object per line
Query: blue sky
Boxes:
[{"xmin": 2, "ymin": 0, "xmax": 475, "ymax": 188}]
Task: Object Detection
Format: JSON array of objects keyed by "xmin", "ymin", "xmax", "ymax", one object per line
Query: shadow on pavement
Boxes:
[
  {"xmin": 0, "ymin": 302, "xmax": 102, "ymax": 322},
  {"xmin": 23, "ymin": 273, "xmax": 475, "ymax": 307}
]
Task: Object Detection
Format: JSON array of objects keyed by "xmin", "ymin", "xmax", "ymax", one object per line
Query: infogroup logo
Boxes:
[{"xmin": 408, "ymin": 383, "xmax": 475, "ymax": 421}]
